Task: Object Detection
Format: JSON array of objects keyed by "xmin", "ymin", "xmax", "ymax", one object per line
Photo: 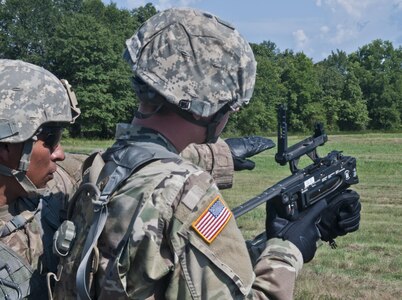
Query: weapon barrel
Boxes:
[
  {"xmin": 232, "ymin": 171, "xmax": 305, "ymax": 218},
  {"xmin": 232, "ymin": 186, "xmax": 281, "ymax": 218}
]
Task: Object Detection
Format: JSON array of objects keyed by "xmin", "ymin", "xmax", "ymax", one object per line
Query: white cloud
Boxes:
[
  {"xmin": 315, "ymin": 0, "xmax": 402, "ymax": 50},
  {"xmin": 293, "ymin": 29, "xmax": 309, "ymax": 49},
  {"xmin": 335, "ymin": 0, "xmax": 365, "ymax": 18},
  {"xmin": 155, "ymin": 0, "xmax": 175, "ymax": 10},
  {"xmin": 330, "ymin": 24, "xmax": 357, "ymax": 45},
  {"xmin": 322, "ymin": 0, "xmax": 387, "ymax": 19},
  {"xmin": 320, "ymin": 25, "xmax": 330, "ymax": 35}
]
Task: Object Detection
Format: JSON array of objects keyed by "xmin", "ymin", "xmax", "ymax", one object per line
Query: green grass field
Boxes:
[
  {"xmin": 63, "ymin": 132, "xmax": 402, "ymax": 299},
  {"xmin": 221, "ymin": 133, "xmax": 402, "ymax": 300}
]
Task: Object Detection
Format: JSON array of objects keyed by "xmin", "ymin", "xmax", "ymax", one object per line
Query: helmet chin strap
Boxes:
[
  {"xmin": 0, "ymin": 139, "xmax": 45, "ymax": 198},
  {"xmin": 205, "ymin": 104, "xmax": 232, "ymax": 143},
  {"xmin": 134, "ymin": 103, "xmax": 164, "ymax": 119}
]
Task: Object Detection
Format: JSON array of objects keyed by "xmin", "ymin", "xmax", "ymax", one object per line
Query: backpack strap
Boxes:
[{"xmin": 76, "ymin": 141, "xmax": 179, "ymax": 300}]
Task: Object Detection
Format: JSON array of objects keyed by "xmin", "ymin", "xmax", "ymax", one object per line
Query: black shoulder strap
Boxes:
[{"xmin": 76, "ymin": 142, "xmax": 179, "ymax": 300}]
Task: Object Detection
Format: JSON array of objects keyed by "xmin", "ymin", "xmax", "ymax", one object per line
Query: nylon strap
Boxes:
[
  {"xmin": 18, "ymin": 140, "xmax": 34, "ymax": 172},
  {"xmin": 0, "ymin": 121, "xmax": 18, "ymax": 140},
  {"xmin": 0, "ymin": 140, "xmax": 44, "ymax": 197},
  {"xmin": 0, "ymin": 210, "xmax": 37, "ymax": 238}
]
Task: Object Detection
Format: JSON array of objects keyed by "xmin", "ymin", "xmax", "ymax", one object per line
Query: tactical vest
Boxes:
[
  {"xmin": 50, "ymin": 140, "xmax": 179, "ymax": 300},
  {"xmin": 0, "ymin": 211, "xmax": 48, "ymax": 299},
  {"xmin": 0, "ymin": 241, "xmax": 29, "ymax": 300}
]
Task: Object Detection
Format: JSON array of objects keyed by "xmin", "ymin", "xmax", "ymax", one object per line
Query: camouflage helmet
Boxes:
[
  {"xmin": 124, "ymin": 8, "xmax": 257, "ymax": 117},
  {"xmin": 0, "ymin": 59, "xmax": 80, "ymax": 143}
]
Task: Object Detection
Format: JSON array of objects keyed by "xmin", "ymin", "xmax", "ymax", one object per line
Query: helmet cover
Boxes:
[
  {"xmin": 0, "ymin": 59, "xmax": 80, "ymax": 143},
  {"xmin": 125, "ymin": 8, "xmax": 257, "ymax": 117}
]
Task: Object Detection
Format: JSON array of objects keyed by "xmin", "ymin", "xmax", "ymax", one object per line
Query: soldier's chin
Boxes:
[{"xmin": 39, "ymin": 174, "xmax": 54, "ymax": 187}]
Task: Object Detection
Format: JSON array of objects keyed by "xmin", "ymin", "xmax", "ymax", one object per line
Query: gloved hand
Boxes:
[
  {"xmin": 266, "ymin": 200, "xmax": 327, "ymax": 263},
  {"xmin": 225, "ymin": 136, "xmax": 275, "ymax": 171},
  {"xmin": 318, "ymin": 190, "xmax": 361, "ymax": 246}
]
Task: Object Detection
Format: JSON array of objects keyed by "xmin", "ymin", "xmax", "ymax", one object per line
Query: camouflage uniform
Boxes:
[
  {"xmin": 181, "ymin": 138, "xmax": 234, "ymax": 189},
  {"xmin": 0, "ymin": 163, "xmax": 80, "ymax": 299},
  {"xmin": 0, "ymin": 137, "xmax": 233, "ymax": 299},
  {"xmin": 59, "ymin": 138, "xmax": 234, "ymax": 193},
  {"xmin": 0, "ymin": 200, "xmax": 46, "ymax": 299},
  {"xmin": 0, "ymin": 59, "xmax": 80, "ymax": 299},
  {"xmin": 53, "ymin": 124, "xmax": 302, "ymax": 300},
  {"xmin": 53, "ymin": 8, "xmax": 303, "ymax": 300}
]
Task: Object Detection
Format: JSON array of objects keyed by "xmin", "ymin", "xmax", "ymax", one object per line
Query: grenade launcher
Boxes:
[{"xmin": 232, "ymin": 104, "xmax": 359, "ymax": 220}]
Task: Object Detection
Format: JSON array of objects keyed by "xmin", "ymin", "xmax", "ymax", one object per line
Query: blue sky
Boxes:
[{"xmin": 102, "ymin": 0, "xmax": 402, "ymax": 62}]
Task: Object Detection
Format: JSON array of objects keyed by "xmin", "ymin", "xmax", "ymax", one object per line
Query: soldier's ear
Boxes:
[
  {"xmin": 0, "ymin": 143, "xmax": 9, "ymax": 163},
  {"xmin": 0, "ymin": 143, "xmax": 23, "ymax": 167}
]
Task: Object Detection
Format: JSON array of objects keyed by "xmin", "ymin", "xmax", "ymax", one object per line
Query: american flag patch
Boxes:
[{"xmin": 192, "ymin": 196, "xmax": 232, "ymax": 244}]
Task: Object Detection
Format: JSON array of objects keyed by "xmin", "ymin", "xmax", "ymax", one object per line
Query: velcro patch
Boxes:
[{"xmin": 191, "ymin": 196, "xmax": 232, "ymax": 244}]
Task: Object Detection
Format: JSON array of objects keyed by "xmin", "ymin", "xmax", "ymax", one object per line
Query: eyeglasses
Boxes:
[{"xmin": 35, "ymin": 126, "xmax": 64, "ymax": 150}]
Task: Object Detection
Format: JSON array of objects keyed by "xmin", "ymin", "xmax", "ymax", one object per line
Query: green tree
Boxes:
[
  {"xmin": 338, "ymin": 70, "xmax": 370, "ymax": 130},
  {"xmin": 225, "ymin": 41, "xmax": 286, "ymax": 135},
  {"xmin": 315, "ymin": 52, "xmax": 346, "ymax": 131},
  {"xmin": 131, "ymin": 3, "xmax": 158, "ymax": 27},
  {"xmin": 350, "ymin": 40, "xmax": 402, "ymax": 130},
  {"xmin": 278, "ymin": 51, "xmax": 323, "ymax": 132},
  {"xmin": 315, "ymin": 50, "xmax": 369, "ymax": 131},
  {"xmin": 0, "ymin": 0, "xmax": 61, "ymax": 64},
  {"xmin": 48, "ymin": 11, "xmax": 135, "ymax": 137}
]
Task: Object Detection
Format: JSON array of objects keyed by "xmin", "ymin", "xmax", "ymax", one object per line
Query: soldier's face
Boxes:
[{"xmin": 26, "ymin": 129, "xmax": 65, "ymax": 188}]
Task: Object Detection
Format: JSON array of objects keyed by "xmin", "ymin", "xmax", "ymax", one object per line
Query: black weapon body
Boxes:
[
  {"xmin": 232, "ymin": 150, "xmax": 358, "ymax": 219},
  {"xmin": 232, "ymin": 104, "xmax": 359, "ymax": 220}
]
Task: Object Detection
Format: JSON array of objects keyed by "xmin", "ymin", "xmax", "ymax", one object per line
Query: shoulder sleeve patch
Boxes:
[{"xmin": 191, "ymin": 195, "xmax": 232, "ymax": 244}]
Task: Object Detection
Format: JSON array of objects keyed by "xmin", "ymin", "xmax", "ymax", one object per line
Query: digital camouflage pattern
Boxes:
[
  {"xmin": 0, "ymin": 205, "xmax": 42, "ymax": 269},
  {"xmin": 0, "ymin": 201, "xmax": 47, "ymax": 299},
  {"xmin": 0, "ymin": 164, "xmax": 80, "ymax": 299},
  {"xmin": 180, "ymin": 138, "xmax": 234, "ymax": 189},
  {"xmin": 0, "ymin": 142, "xmax": 233, "ymax": 299},
  {"xmin": 0, "ymin": 136, "xmax": 235, "ymax": 299},
  {"xmin": 56, "ymin": 140, "xmax": 234, "ymax": 192},
  {"xmin": 53, "ymin": 123, "xmax": 302, "ymax": 299},
  {"xmin": 56, "ymin": 152, "xmax": 88, "ymax": 192},
  {"xmin": 0, "ymin": 241, "xmax": 41, "ymax": 299},
  {"xmin": 0, "ymin": 59, "xmax": 80, "ymax": 143},
  {"xmin": 124, "ymin": 8, "xmax": 257, "ymax": 117},
  {"xmin": 0, "ymin": 59, "xmax": 81, "ymax": 299}
]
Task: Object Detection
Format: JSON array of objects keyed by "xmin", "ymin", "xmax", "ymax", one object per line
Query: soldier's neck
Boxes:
[{"xmin": 132, "ymin": 114, "xmax": 206, "ymax": 153}]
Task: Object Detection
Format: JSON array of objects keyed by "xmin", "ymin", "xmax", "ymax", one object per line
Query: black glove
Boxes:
[
  {"xmin": 318, "ymin": 190, "xmax": 361, "ymax": 246},
  {"xmin": 266, "ymin": 200, "xmax": 327, "ymax": 263},
  {"xmin": 225, "ymin": 136, "xmax": 275, "ymax": 171}
]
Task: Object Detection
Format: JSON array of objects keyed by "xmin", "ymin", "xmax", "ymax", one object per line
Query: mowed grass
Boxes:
[
  {"xmin": 222, "ymin": 133, "xmax": 402, "ymax": 300},
  {"xmin": 63, "ymin": 133, "xmax": 402, "ymax": 299}
]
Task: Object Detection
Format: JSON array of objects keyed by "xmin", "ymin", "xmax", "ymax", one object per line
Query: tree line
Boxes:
[{"xmin": 1, "ymin": 0, "xmax": 401, "ymax": 137}]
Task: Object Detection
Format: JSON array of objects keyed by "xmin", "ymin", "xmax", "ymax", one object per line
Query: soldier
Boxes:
[
  {"xmin": 0, "ymin": 57, "xmax": 272, "ymax": 300},
  {"xmin": 52, "ymin": 8, "xmax": 361, "ymax": 300},
  {"xmin": 0, "ymin": 59, "xmax": 80, "ymax": 299}
]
